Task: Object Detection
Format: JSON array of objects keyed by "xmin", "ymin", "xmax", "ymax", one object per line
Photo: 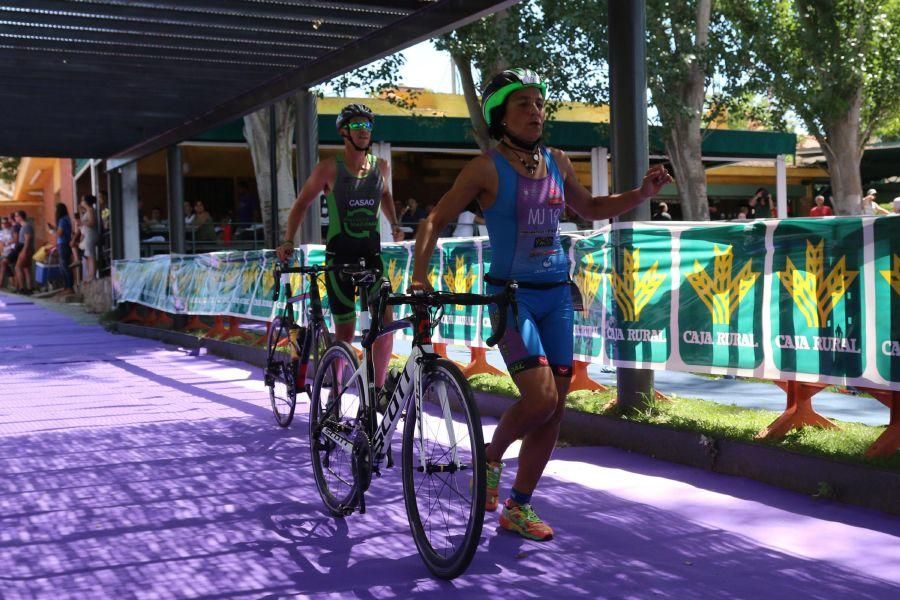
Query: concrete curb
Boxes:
[{"xmin": 115, "ymin": 322, "xmax": 900, "ymax": 516}]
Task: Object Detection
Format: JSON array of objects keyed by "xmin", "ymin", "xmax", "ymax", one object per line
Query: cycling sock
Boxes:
[{"xmin": 509, "ymin": 487, "xmax": 532, "ymax": 506}]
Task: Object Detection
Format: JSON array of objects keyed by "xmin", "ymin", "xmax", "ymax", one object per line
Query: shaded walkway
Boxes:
[{"xmin": 2, "ymin": 293, "xmax": 898, "ymax": 599}]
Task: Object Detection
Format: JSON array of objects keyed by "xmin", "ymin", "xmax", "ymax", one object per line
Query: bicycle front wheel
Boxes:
[
  {"xmin": 266, "ymin": 316, "xmax": 296, "ymax": 427},
  {"xmin": 402, "ymin": 359, "xmax": 486, "ymax": 580},
  {"xmin": 309, "ymin": 341, "xmax": 363, "ymax": 517}
]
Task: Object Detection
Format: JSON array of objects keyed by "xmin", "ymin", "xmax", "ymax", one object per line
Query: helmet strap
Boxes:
[
  {"xmin": 341, "ymin": 132, "xmax": 371, "ymax": 153},
  {"xmin": 503, "ymin": 130, "xmax": 542, "ymax": 153}
]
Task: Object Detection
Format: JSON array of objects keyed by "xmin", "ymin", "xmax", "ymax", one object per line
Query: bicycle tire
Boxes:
[
  {"xmin": 402, "ymin": 358, "xmax": 486, "ymax": 580},
  {"xmin": 266, "ymin": 316, "xmax": 297, "ymax": 427},
  {"xmin": 309, "ymin": 341, "xmax": 363, "ymax": 517}
]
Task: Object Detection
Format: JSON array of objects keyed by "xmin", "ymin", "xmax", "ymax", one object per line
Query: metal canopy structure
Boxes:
[{"xmin": 0, "ymin": 0, "xmax": 516, "ymax": 161}]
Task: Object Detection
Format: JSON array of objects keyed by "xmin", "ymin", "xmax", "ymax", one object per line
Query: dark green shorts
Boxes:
[{"xmin": 324, "ymin": 253, "xmax": 383, "ymax": 324}]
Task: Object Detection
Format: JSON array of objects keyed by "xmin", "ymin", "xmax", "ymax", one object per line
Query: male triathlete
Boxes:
[{"xmin": 277, "ymin": 103, "xmax": 403, "ymax": 390}]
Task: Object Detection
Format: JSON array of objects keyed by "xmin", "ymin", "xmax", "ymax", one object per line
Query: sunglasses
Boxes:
[{"xmin": 347, "ymin": 121, "xmax": 373, "ymax": 131}]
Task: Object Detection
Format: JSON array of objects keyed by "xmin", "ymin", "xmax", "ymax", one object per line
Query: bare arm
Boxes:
[
  {"xmin": 277, "ymin": 160, "xmax": 333, "ymax": 259},
  {"xmin": 411, "ymin": 156, "xmax": 493, "ymax": 289},
  {"xmin": 377, "ymin": 158, "xmax": 403, "ymax": 242},
  {"xmin": 558, "ymin": 149, "xmax": 671, "ymax": 220}
]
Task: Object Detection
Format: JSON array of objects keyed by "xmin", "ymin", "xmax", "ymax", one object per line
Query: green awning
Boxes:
[{"xmin": 192, "ymin": 115, "xmax": 796, "ymax": 159}]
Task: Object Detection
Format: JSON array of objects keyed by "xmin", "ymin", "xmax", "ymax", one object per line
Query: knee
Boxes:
[
  {"xmin": 524, "ymin": 385, "xmax": 558, "ymax": 424},
  {"xmin": 546, "ymin": 398, "xmax": 566, "ymax": 427}
]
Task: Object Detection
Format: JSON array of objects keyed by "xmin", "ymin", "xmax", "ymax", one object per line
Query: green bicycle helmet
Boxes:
[{"xmin": 481, "ymin": 68, "xmax": 547, "ymax": 128}]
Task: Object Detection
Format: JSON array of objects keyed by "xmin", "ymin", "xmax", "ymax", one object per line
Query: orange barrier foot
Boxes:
[
  {"xmin": 654, "ymin": 389, "xmax": 672, "ymax": 402},
  {"xmin": 154, "ymin": 310, "xmax": 174, "ymax": 329},
  {"xmin": 221, "ymin": 316, "xmax": 253, "ymax": 341},
  {"xmin": 183, "ymin": 315, "xmax": 210, "ymax": 333},
  {"xmin": 204, "ymin": 316, "xmax": 229, "ymax": 340},
  {"xmin": 120, "ymin": 303, "xmax": 145, "ymax": 325},
  {"xmin": 461, "ymin": 347, "xmax": 505, "ymax": 378},
  {"xmin": 858, "ymin": 388, "xmax": 900, "ymax": 458},
  {"xmin": 568, "ymin": 360, "xmax": 609, "ymax": 392},
  {"xmin": 432, "ymin": 343, "xmax": 449, "ymax": 359},
  {"xmin": 255, "ymin": 322, "xmax": 272, "ymax": 347},
  {"xmin": 756, "ymin": 380, "xmax": 836, "ymax": 439}
]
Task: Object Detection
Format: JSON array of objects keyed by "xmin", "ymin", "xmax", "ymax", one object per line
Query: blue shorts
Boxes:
[{"xmin": 487, "ymin": 283, "xmax": 574, "ymax": 377}]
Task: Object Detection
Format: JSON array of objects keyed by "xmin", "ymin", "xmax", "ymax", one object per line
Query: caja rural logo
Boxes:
[
  {"xmin": 775, "ymin": 239, "xmax": 861, "ymax": 354},
  {"xmin": 602, "ymin": 248, "xmax": 668, "ymax": 344},
  {"xmin": 683, "ymin": 244, "xmax": 760, "ymax": 349},
  {"xmin": 881, "ymin": 254, "xmax": 900, "ymax": 358}
]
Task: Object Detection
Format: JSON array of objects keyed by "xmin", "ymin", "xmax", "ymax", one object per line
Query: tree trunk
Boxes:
[
  {"xmin": 816, "ymin": 91, "xmax": 864, "ymax": 216},
  {"xmin": 243, "ymin": 100, "xmax": 296, "ymax": 247},
  {"xmin": 656, "ymin": 0, "xmax": 710, "ymax": 221},
  {"xmin": 453, "ymin": 53, "xmax": 493, "ymax": 152},
  {"xmin": 665, "ymin": 117, "xmax": 708, "ymax": 221}
]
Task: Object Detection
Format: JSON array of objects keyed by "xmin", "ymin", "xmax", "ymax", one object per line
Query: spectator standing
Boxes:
[
  {"xmin": 192, "ymin": 200, "xmax": 217, "ymax": 242},
  {"xmin": 893, "ymin": 197, "xmax": 900, "ymax": 214},
  {"xmin": 14, "ymin": 210, "xmax": 35, "ymax": 294},
  {"xmin": 452, "ymin": 207, "xmax": 485, "ymax": 237},
  {"xmin": 652, "ymin": 202, "xmax": 672, "ymax": 221},
  {"xmin": 0, "ymin": 217, "xmax": 14, "ymax": 289},
  {"xmin": 183, "ymin": 200, "xmax": 195, "ymax": 226},
  {"xmin": 862, "ymin": 189, "xmax": 890, "ymax": 215},
  {"xmin": 79, "ymin": 195, "xmax": 99, "ymax": 282},
  {"xmin": 400, "ymin": 197, "xmax": 427, "ymax": 236},
  {"xmin": 236, "ymin": 182, "xmax": 259, "ymax": 225},
  {"xmin": 52, "ymin": 203, "xmax": 75, "ymax": 296},
  {"xmin": 748, "ymin": 188, "xmax": 773, "ymax": 219},
  {"xmin": 809, "ymin": 195, "xmax": 833, "ymax": 217}
]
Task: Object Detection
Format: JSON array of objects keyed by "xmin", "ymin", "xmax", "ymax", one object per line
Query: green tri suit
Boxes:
[{"xmin": 324, "ymin": 153, "xmax": 385, "ymax": 323}]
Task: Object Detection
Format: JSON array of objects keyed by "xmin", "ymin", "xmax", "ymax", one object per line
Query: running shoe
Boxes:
[{"xmin": 499, "ymin": 500, "xmax": 554, "ymax": 541}]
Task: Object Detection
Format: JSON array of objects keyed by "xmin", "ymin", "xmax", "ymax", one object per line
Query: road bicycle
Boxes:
[
  {"xmin": 309, "ymin": 267, "xmax": 517, "ymax": 579},
  {"xmin": 265, "ymin": 261, "xmax": 338, "ymax": 427}
]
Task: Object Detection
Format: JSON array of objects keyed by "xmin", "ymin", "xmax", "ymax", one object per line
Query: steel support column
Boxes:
[
  {"xmin": 295, "ymin": 90, "xmax": 320, "ymax": 244},
  {"xmin": 108, "ymin": 169, "xmax": 124, "ymax": 261},
  {"xmin": 121, "ymin": 162, "xmax": 140, "ymax": 260},
  {"xmin": 166, "ymin": 145, "xmax": 186, "ymax": 254},
  {"xmin": 609, "ymin": 0, "xmax": 653, "ymax": 412}
]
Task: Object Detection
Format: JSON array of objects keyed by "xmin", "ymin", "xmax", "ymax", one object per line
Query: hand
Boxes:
[
  {"xmin": 407, "ymin": 277, "xmax": 433, "ymax": 294},
  {"xmin": 275, "ymin": 239, "xmax": 294, "ymax": 262},
  {"xmin": 639, "ymin": 165, "xmax": 672, "ymax": 200}
]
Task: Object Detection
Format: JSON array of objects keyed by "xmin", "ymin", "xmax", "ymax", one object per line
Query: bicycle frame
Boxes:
[{"xmin": 276, "ymin": 269, "xmax": 328, "ymax": 383}]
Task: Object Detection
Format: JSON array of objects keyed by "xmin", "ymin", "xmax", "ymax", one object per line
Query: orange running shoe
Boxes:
[
  {"xmin": 499, "ymin": 500, "xmax": 554, "ymax": 541},
  {"xmin": 485, "ymin": 461, "xmax": 504, "ymax": 512}
]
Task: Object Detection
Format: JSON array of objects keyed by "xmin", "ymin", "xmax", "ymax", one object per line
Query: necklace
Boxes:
[{"xmin": 501, "ymin": 141, "xmax": 541, "ymax": 176}]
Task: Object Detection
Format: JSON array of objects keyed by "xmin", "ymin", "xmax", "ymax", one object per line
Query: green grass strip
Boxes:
[{"xmin": 465, "ymin": 372, "xmax": 899, "ymax": 471}]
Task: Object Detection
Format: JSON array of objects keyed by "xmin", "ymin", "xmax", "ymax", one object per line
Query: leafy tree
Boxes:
[
  {"xmin": 438, "ymin": 1, "xmax": 762, "ymax": 220},
  {"xmin": 0, "ymin": 156, "xmax": 20, "ymax": 184},
  {"xmin": 725, "ymin": 0, "xmax": 900, "ymax": 214}
]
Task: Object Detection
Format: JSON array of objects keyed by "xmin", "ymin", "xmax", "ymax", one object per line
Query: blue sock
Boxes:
[{"xmin": 509, "ymin": 487, "xmax": 532, "ymax": 506}]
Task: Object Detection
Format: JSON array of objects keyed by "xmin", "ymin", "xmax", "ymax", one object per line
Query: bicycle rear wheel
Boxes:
[
  {"xmin": 309, "ymin": 341, "xmax": 363, "ymax": 517},
  {"xmin": 266, "ymin": 316, "xmax": 297, "ymax": 427},
  {"xmin": 402, "ymin": 358, "xmax": 486, "ymax": 580}
]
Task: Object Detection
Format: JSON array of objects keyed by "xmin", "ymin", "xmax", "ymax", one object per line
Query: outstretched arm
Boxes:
[{"xmin": 560, "ymin": 150, "xmax": 671, "ymax": 220}]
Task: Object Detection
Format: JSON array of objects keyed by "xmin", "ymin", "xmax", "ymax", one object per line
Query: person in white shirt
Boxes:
[{"xmin": 452, "ymin": 209, "xmax": 485, "ymax": 237}]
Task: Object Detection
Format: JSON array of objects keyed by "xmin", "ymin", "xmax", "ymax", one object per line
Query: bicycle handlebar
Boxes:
[
  {"xmin": 271, "ymin": 260, "xmax": 365, "ymax": 302},
  {"xmin": 365, "ymin": 282, "xmax": 518, "ymax": 348}
]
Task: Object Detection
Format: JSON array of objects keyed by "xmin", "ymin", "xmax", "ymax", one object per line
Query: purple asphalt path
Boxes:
[{"xmin": 2, "ymin": 292, "xmax": 899, "ymax": 599}]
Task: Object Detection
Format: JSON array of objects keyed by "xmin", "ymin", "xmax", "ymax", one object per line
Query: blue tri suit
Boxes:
[{"xmin": 483, "ymin": 147, "xmax": 574, "ymax": 378}]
